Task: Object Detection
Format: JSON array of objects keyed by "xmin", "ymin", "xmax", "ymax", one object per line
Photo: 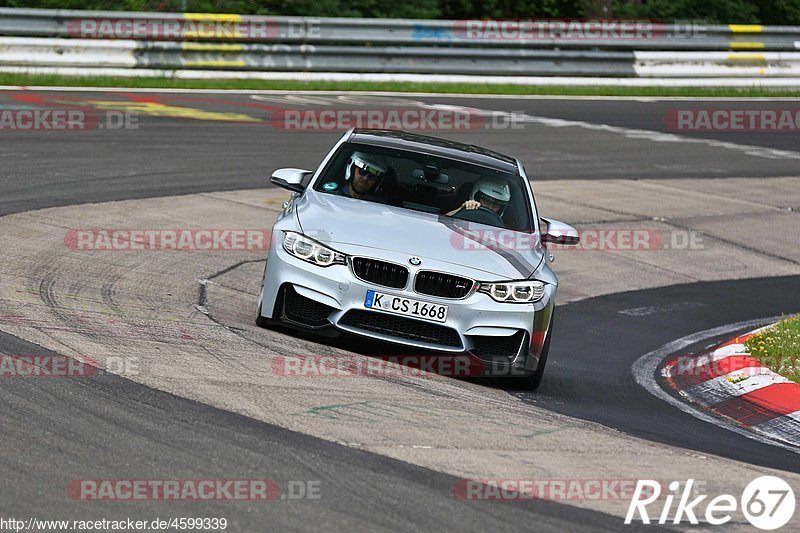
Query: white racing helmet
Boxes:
[
  {"xmin": 345, "ymin": 151, "xmax": 388, "ymax": 182},
  {"xmin": 470, "ymin": 179, "xmax": 511, "ymax": 215}
]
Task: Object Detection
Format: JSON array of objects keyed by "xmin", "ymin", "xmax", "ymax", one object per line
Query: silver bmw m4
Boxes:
[{"xmin": 257, "ymin": 129, "xmax": 578, "ymax": 390}]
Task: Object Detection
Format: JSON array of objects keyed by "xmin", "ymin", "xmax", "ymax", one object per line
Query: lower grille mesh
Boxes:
[
  {"xmin": 470, "ymin": 331, "xmax": 526, "ymax": 359},
  {"xmin": 339, "ymin": 309, "xmax": 461, "ymax": 348},
  {"xmin": 283, "ymin": 286, "xmax": 334, "ymax": 327}
]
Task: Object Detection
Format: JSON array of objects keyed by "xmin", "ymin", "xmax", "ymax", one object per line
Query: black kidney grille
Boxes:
[
  {"xmin": 414, "ymin": 271, "xmax": 474, "ymax": 299},
  {"xmin": 351, "ymin": 257, "xmax": 408, "ymax": 289}
]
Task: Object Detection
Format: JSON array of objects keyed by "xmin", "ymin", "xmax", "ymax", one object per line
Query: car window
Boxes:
[{"xmin": 313, "ymin": 143, "xmax": 532, "ymax": 232}]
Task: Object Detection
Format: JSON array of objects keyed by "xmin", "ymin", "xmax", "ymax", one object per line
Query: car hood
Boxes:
[{"xmin": 295, "ymin": 191, "xmax": 544, "ymax": 279}]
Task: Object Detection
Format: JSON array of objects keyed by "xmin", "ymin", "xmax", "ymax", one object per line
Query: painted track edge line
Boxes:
[{"xmin": 631, "ymin": 315, "xmax": 800, "ymax": 454}]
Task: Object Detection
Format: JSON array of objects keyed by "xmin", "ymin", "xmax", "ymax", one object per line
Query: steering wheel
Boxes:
[{"xmin": 452, "ymin": 206, "xmax": 505, "ymax": 226}]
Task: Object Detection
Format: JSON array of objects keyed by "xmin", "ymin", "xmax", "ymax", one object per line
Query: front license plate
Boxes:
[{"xmin": 364, "ymin": 290, "xmax": 448, "ymax": 323}]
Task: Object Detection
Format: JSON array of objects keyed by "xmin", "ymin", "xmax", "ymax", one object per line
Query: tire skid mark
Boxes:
[
  {"xmin": 100, "ymin": 275, "xmax": 124, "ymax": 316},
  {"xmin": 299, "ymin": 400, "xmax": 564, "ymax": 438},
  {"xmin": 27, "ymin": 267, "xmax": 207, "ymax": 344},
  {"xmin": 38, "ymin": 270, "xmax": 69, "ymax": 324}
]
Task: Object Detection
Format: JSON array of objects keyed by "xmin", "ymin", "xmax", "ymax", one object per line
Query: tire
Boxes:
[{"xmin": 503, "ymin": 313, "xmax": 553, "ymax": 392}]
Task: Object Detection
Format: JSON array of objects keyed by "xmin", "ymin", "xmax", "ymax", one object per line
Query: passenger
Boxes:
[{"xmin": 447, "ymin": 179, "xmax": 511, "ymax": 216}]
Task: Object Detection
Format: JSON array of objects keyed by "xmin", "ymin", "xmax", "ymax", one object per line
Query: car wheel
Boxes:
[{"xmin": 503, "ymin": 314, "xmax": 553, "ymax": 392}]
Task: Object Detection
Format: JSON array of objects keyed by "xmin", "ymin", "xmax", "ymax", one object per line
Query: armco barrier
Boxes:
[
  {"xmin": 0, "ymin": 37, "xmax": 636, "ymax": 76},
  {"xmin": 0, "ymin": 7, "xmax": 798, "ymax": 51},
  {"xmin": 3, "ymin": 37, "xmax": 800, "ymax": 78},
  {"xmin": 634, "ymin": 51, "xmax": 800, "ymax": 77},
  {"xmin": 0, "ymin": 37, "xmax": 136, "ymax": 68},
  {"xmin": 0, "ymin": 7, "xmax": 798, "ymax": 79},
  {"xmin": 136, "ymin": 44, "xmax": 637, "ymax": 76}
]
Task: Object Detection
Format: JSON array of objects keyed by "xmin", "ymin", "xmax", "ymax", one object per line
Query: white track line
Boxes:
[
  {"xmin": 4, "ymin": 84, "xmax": 798, "ymax": 160},
  {"xmin": 410, "ymin": 102, "xmax": 800, "ymax": 161}
]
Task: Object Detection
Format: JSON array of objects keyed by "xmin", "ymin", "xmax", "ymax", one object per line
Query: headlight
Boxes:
[
  {"xmin": 478, "ymin": 280, "xmax": 545, "ymax": 303},
  {"xmin": 283, "ymin": 232, "xmax": 346, "ymax": 267}
]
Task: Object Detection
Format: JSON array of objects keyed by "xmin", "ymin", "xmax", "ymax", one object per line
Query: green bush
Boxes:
[{"xmin": 745, "ymin": 316, "xmax": 800, "ymax": 384}]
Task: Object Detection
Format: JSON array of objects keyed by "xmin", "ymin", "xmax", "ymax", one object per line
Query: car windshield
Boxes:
[{"xmin": 313, "ymin": 143, "xmax": 533, "ymax": 232}]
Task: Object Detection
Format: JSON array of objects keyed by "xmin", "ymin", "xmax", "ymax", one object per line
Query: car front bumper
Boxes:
[{"xmin": 260, "ymin": 242, "xmax": 556, "ymax": 375}]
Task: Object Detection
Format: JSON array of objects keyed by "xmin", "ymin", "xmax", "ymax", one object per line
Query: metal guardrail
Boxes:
[
  {"xmin": 0, "ymin": 7, "xmax": 798, "ymax": 50},
  {"xmin": 0, "ymin": 38, "xmax": 637, "ymax": 76},
  {"xmin": 0, "ymin": 8, "xmax": 798, "ymax": 79}
]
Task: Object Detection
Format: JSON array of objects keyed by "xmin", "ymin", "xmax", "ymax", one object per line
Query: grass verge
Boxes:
[
  {"xmin": 745, "ymin": 316, "xmax": 800, "ymax": 383},
  {"xmin": 2, "ymin": 73, "xmax": 800, "ymax": 97}
]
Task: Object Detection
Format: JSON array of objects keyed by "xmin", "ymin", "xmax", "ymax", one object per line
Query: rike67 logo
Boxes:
[{"xmin": 625, "ymin": 477, "xmax": 795, "ymax": 530}]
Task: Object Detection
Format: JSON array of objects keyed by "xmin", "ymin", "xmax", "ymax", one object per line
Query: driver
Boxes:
[
  {"xmin": 340, "ymin": 151, "xmax": 388, "ymax": 202},
  {"xmin": 447, "ymin": 178, "xmax": 511, "ymax": 217}
]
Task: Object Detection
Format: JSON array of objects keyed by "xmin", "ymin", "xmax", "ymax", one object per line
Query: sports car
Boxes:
[{"xmin": 257, "ymin": 129, "xmax": 578, "ymax": 389}]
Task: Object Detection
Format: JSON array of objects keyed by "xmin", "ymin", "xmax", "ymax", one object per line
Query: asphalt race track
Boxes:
[
  {"xmin": 0, "ymin": 330, "xmax": 631, "ymax": 532},
  {"xmin": 2, "ymin": 90, "xmax": 799, "ymax": 216},
  {"xmin": 1, "ymin": 89, "xmax": 798, "ymax": 530},
  {"xmin": 524, "ymin": 276, "xmax": 800, "ymax": 472}
]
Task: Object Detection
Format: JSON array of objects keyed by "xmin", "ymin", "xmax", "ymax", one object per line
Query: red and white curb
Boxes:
[{"xmin": 662, "ymin": 325, "xmax": 800, "ymax": 447}]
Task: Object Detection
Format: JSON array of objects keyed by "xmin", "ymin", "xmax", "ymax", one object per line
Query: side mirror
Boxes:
[
  {"xmin": 541, "ymin": 218, "xmax": 579, "ymax": 246},
  {"xmin": 270, "ymin": 168, "xmax": 313, "ymax": 193}
]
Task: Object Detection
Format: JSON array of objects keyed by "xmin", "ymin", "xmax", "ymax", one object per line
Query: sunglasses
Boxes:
[
  {"xmin": 481, "ymin": 197, "xmax": 505, "ymax": 208},
  {"xmin": 356, "ymin": 167, "xmax": 380, "ymax": 181}
]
